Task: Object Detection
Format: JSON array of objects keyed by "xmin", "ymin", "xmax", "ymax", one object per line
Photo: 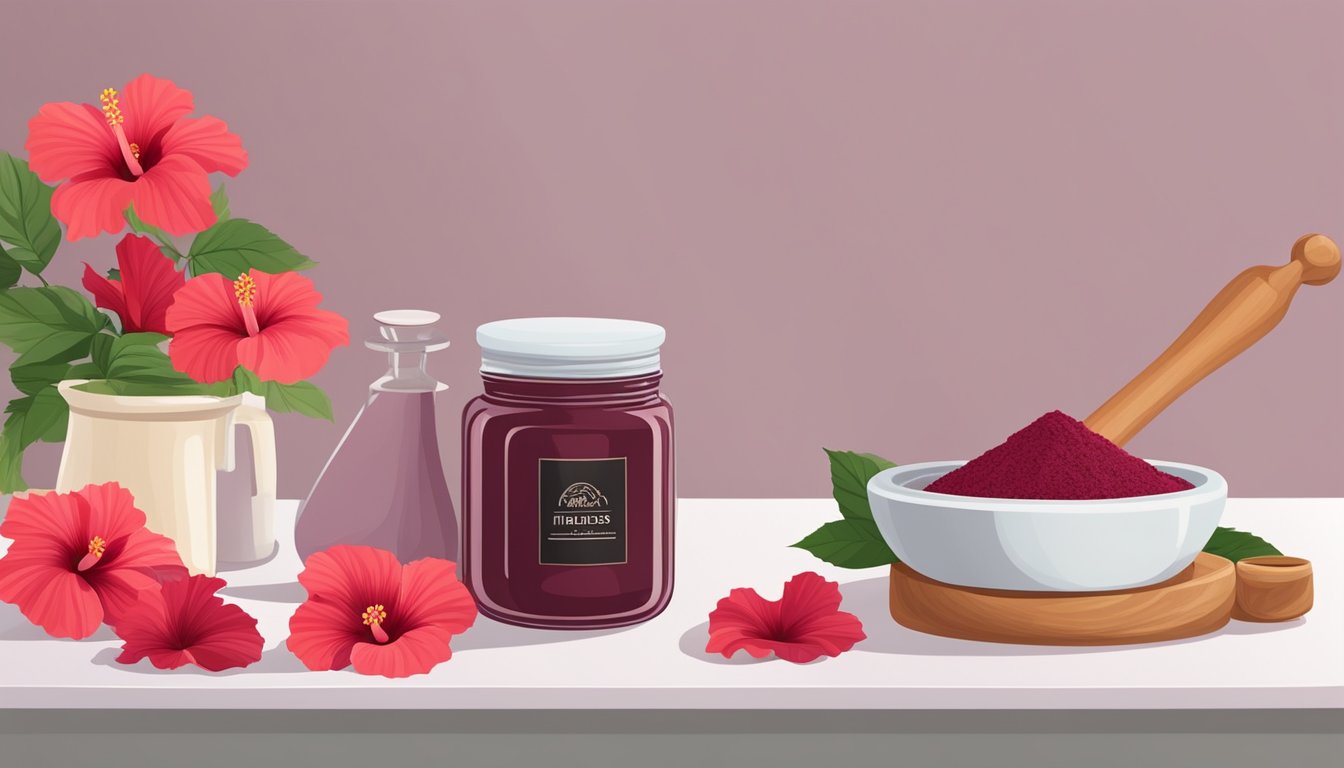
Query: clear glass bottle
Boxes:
[{"xmin": 295, "ymin": 310, "xmax": 458, "ymax": 564}]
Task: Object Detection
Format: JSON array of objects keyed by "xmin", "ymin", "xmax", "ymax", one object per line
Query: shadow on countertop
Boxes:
[{"xmin": 91, "ymin": 644, "xmax": 308, "ymax": 676}]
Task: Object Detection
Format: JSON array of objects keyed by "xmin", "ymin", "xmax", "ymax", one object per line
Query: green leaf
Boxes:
[
  {"xmin": 791, "ymin": 518, "xmax": 898, "ymax": 568},
  {"xmin": 113, "ymin": 332, "xmax": 170, "ymax": 352},
  {"xmin": 10, "ymin": 361, "xmax": 71, "ymax": 395},
  {"xmin": 789, "ymin": 449, "xmax": 902, "ymax": 568},
  {"xmin": 104, "ymin": 347, "xmax": 187, "ymax": 385},
  {"xmin": 58, "ymin": 332, "xmax": 229, "ymax": 397},
  {"xmin": 211, "ymin": 184, "xmax": 230, "ymax": 220},
  {"xmin": 106, "ymin": 268, "xmax": 121, "ymax": 281},
  {"xmin": 824, "ymin": 448, "xmax": 897, "ymax": 522},
  {"xmin": 72, "ymin": 379, "xmax": 229, "ymax": 397},
  {"xmin": 0, "ymin": 244, "xmax": 21, "ymax": 289},
  {"xmin": 187, "ymin": 219, "xmax": 316, "ymax": 277},
  {"xmin": 0, "ymin": 428, "xmax": 27, "ymax": 493},
  {"xmin": 4, "ymin": 386, "xmax": 68, "ymax": 446},
  {"xmin": 232, "ymin": 367, "xmax": 332, "ymax": 420},
  {"xmin": 71, "ymin": 381, "xmax": 227, "ymax": 400},
  {"xmin": 65, "ymin": 362, "xmax": 102, "ymax": 379},
  {"xmin": 103, "ymin": 334, "xmax": 198, "ymax": 388},
  {"xmin": 89, "ymin": 333, "xmax": 114, "ymax": 376},
  {"xmin": 231, "ymin": 366, "xmax": 259, "ymax": 391},
  {"xmin": 0, "ymin": 153, "xmax": 60, "ymax": 275},
  {"xmin": 265, "ymin": 382, "xmax": 333, "ymax": 420},
  {"xmin": 1202, "ymin": 527, "xmax": 1282, "ymax": 562},
  {"xmin": 83, "ymin": 333, "xmax": 231, "ymax": 396},
  {"xmin": 0, "ymin": 286, "xmax": 110, "ymax": 365},
  {"xmin": 34, "ymin": 388, "xmax": 68, "ymax": 442}
]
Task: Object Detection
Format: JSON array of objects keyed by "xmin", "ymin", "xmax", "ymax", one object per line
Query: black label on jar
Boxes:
[{"xmin": 539, "ymin": 458, "xmax": 628, "ymax": 566}]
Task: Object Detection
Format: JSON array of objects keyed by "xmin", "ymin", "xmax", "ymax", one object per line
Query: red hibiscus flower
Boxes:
[
  {"xmin": 706, "ymin": 571, "xmax": 866, "ymax": 663},
  {"xmin": 0, "ymin": 483, "xmax": 187, "ymax": 639},
  {"xmin": 25, "ymin": 73, "xmax": 247, "ymax": 241},
  {"xmin": 114, "ymin": 575, "xmax": 263, "ymax": 671},
  {"xmin": 287, "ymin": 546, "xmax": 477, "ymax": 678},
  {"xmin": 81, "ymin": 234, "xmax": 185, "ymax": 335},
  {"xmin": 165, "ymin": 269, "xmax": 349, "ymax": 384}
]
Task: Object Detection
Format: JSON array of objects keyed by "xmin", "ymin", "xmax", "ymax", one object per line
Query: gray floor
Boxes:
[{"xmin": 1, "ymin": 710, "xmax": 1340, "ymax": 768}]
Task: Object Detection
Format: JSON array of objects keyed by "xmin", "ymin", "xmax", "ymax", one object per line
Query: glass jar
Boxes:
[{"xmin": 462, "ymin": 318, "xmax": 674, "ymax": 629}]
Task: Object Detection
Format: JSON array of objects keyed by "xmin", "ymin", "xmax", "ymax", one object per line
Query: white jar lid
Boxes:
[{"xmin": 476, "ymin": 317, "xmax": 665, "ymax": 379}]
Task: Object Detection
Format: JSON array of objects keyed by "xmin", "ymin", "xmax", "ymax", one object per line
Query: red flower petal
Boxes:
[
  {"xmin": 102, "ymin": 523, "xmax": 189, "ymax": 583},
  {"xmin": 236, "ymin": 312, "xmax": 349, "ymax": 384},
  {"xmin": 77, "ymin": 482, "xmax": 154, "ymax": 543},
  {"xmin": 252, "ymin": 269, "xmax": 324, "ymax": 323},
  {"xmin": 128, "ymin": 153, "xmax": 216, "ymax": 237},
  {"xmin": 0, "ymin": 549, "xmax": 105, "ymax": 639},
  {"xmin": 286, "ymin": 547, "xmax": 476, "ymax": 677},
  {"xmin": 114, "ymin": 575, "xmax": 262, "ymax": 671},
  {"xmin": 296, "ymin": 545, "xmax": 403, "ymax": 613},
  {"xmin": 82, "ymin": 263, "xmax": 129, "ymax": 327},
  {"xmin": 166, "ymin": 270, "xmax": 349, "ymax": 385},
  {"xmin": 705, "ymin": 572, "xmax": 865, "ymax": 663},
  {"xmin": 0, "ymin": 485, "xmax": 186, "ymax": 639},
  {"xmin": 166, "ymin": 325, "xmax": 245, "ymax": 383},
  {"xmin": 0, "ymin": 489, "xmax": 85, "ymax": 552},
  {"xmin": 84, "ymin": 562, "xmax": 165, "ymax": 629},
  {"xmin": 714, "ymin": 635, "xmax": 834, "ymax": 664},
  {"xmin": 234, "ymin": 271, "xmax": 349, "ymax": 384},
  {"xmin": 287, "ymin": 597, "xmax": 361, "ymax": 671},
  {"xmin": 50, "ymin": 171, "xmax": 136, "ymax": 241},
  {"xmin": 106, "ymin": 235, "xmax": 185, "ymax": 335},
  {"xmin": 778, "ymin": 570, "xmax": 847, "ymax": 633},
  {"xmin": 780, "ymin": 612, "xmax": 869, "ymax": 661},
  {"xmin": 159, "ymin": 116, "xmax": 248, "ymax": 176},
  {"xmin": 25, "ymin": 75, "xmax": 244, "ymax": 244},
  {"xmin": 165, "ymin": 271, "xmax": 244, "ymax": 329},
  {"xmin": 120, "ymin": 74, "xmax": 195, "ymax": 149},
  {"xmin": 350, "ymin": 626, "xmax": 456, "ymax": 678},
  {"xmin": 25, "ymin": 101, "xmax": 119, "ymax": 182},
  {"xmin": 164, "ymin": 271, "xmax": 246, "ymax": 382},
  {"xmin": 397, "ymin": 558, "xmax": 477, "ymax": 637},
  {"xmin": 87, "ymin": 523, "xmax": 188, "ymax": 628}
]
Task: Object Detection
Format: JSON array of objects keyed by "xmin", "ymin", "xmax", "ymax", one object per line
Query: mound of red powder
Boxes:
[{"xmin": 923, "ymin": 410, "xmax": 1195, "ymax": 500}]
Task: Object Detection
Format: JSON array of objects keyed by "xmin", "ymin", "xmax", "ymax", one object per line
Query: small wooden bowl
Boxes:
[{"xmin": 1233, "ymin": 556, "xmax": 1313, "ymax": 622}]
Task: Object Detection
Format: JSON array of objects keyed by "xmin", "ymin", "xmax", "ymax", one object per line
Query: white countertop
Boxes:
[{"xmin": 0, "ymin": 498, "xmax": 1340, "ymax": 710}]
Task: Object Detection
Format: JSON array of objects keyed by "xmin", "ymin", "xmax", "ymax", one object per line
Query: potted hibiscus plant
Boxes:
[
  {"xmin": 0, "ymin": 74, "xmax": 348, "ymax": 493},
  {"xmin": 0, "ymin": 74, "xmax": 480, "ymax": 678}
]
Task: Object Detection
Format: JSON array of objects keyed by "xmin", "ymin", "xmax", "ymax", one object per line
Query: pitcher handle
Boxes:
[{"xmin": 232, "ymin": 402, "xmax": 278, "ymax": 560}]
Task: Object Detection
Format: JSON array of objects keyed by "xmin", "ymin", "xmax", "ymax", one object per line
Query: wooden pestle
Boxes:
[{"xmin": 1085, "ymin": 234, "xmax": 1340, "ymax": 447}]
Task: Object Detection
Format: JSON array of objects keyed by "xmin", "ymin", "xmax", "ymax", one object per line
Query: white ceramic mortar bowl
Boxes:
[{"xmin": 866, "ymin": 460, "xmax": 1227, "ymax": 592}]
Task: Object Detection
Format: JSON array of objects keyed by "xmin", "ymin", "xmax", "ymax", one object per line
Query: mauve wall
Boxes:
[{"xmin": 1, "ymin": 0, "xmax": 1341, "ymax": 499}]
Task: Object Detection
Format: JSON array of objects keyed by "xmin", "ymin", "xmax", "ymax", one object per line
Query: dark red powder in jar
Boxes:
[{"xmin": 923, "ymin": 410, "xmax": 1195, "ymax": 500}]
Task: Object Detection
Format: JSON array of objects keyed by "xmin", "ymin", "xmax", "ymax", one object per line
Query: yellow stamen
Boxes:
[
  {"xmin": 99, "ymin": 88, "xmax": 124, "ymax": 126},
  {"xmin": 77, "ymin": 536, "xmax": 107, "ymax": 572},
  {"xmin": 233, "ymin": 273, "xmax": 262, "ymax": 337},
  {"xmin": 99, "ymin": 87, "xmax": 144, "ymax": 177},
  {"xmin": 362, "ymin": 604, "xmax": 390, "ymax": 644},
  {"xmin": 233, "ymin": 274, "xmax": 257, "ymax": 307}
]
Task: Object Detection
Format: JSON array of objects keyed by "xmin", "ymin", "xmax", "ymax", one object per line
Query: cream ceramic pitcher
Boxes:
[{"xmin": 54, "ymin": 380, "xmax": 277, "ymax": 576}]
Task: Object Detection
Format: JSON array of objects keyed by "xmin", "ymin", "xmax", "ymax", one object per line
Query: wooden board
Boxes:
[{"xmin": 889, "ymin": 553, "xmax": 1235, "ymax": 646}]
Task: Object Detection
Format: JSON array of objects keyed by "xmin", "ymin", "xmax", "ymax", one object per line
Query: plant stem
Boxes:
[
  {"xmin": 123, "ymin": 210, "xmax": 186, "ymax": 261},
  {"xmin": 153, "ymin": 234, "xmax": 184, "ymax": 261},
  {"xmin": 35, "ymin": 273, "xmax": 49, "ymax": 287}
]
